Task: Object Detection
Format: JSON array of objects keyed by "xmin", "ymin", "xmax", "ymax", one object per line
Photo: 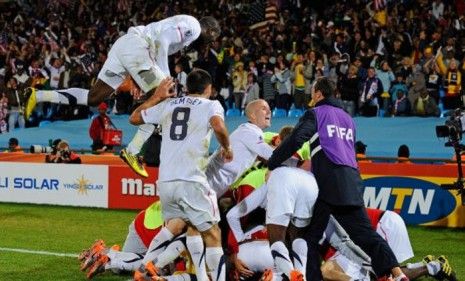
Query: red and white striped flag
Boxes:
[{"xmin": 373, "ymin": 0, "xmax": 386, "ymax": 11}]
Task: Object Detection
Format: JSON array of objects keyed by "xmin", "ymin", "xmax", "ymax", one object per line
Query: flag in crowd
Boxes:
[
  {"xmin": 248, "ymin": 0, "xmax": 278, "ymax": 32},
  {"xmin": 79, "ymin": 54, "xmax": 95, "ymax": 75}
]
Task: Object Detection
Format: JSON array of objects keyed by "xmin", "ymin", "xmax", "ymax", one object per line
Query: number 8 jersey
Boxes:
[{"xmin": 141, "ymin": 96, "xmax": 224, "ymax": 186}]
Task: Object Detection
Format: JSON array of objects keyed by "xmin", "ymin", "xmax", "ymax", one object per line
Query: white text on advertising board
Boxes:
[{"xmin": 121, "ymin": 178, "xmax": 156, "ymax": 196}]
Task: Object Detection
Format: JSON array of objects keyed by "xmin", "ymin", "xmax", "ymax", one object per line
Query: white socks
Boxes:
[
  {"xmin": 186, "ymin": 235, "xmax": 208, "ymax": 281},
  {"xmin": 270, "ymin": 241, "xmax": 293, "ymax": 279},
  {"xmin": 106, "ymin": 250, "xmax": 144, "ymax": 271},
  {"xmin": 126, "ymin": 123, "xmax": 156, "ymax": 155},
  {"xmin": 154, "ymin": 237, "xmax": 186, "ymax": 269},
  {"xmin": 205, "ymin": 247, "xmax": 225, "ymax": 281},
  {"xmin": 426, "ymin": 261, "xmax": 441, "ymax": 276},
  {"xmin": 36, "ymin": 88, "xmax": 89, "ymax": 105},
  {"xmin": 292, "ymin": 238, "xmax": 307, "ymax": 276},
  {"xmin": 142, "ymin": 227, "xmax": 174, "ymax": 264}
]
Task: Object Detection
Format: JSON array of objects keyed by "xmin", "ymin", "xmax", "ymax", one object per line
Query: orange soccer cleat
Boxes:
[
  {"xmin": 80, "ymin": 240, "xmax": 106, "ymax": 271},
  {"xmin": 289, "ymin": 269, "xmax": 305, "ymax": 281}
]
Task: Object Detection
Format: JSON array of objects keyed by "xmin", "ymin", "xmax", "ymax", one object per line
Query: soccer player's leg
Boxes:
[
  {"xmin": 119, "ymin": 53, "xmax": 167, "ymax": 177},
  {"xmin": 181, "ymin": 182, "xmax": 225, "ymax": 281}
]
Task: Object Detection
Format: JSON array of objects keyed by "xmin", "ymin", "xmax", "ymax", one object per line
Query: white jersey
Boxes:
[
  {"xmin": 206, "ymin": 122, "xmax": 273, "ymax": 196},
  {"xmin": 129, "ymin": 15, "xmax": 201, "ymax": 76},
  {"xmin": 142, "ymin": 96, "xmax": 224, "ymax": 186}
]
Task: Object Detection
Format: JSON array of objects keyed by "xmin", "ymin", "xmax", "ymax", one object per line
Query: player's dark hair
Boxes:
[
  {"xmin": 199, "ymin": 16, "xmax": 220, "ymax": 41},
  {"xmin": 313, "ymin": 77, "xmax": 335, "ymax": 98},
  {"xmin": 187, "ymin": 69, "xmax": 212, "ymax": 95}
]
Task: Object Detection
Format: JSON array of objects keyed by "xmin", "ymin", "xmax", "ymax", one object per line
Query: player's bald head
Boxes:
[
  {"xmin": 245, "ymin": 99, "xmax": 263, "ymax": 117},
  {"xmin": 245, "ymin": 99, "xmax": 271, "ymax": 129}
]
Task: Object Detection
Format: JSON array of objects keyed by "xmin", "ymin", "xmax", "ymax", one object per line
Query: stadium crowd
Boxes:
[{"xmin": 1, "ymin": 0, "xmax": 465, "ymax": 134}]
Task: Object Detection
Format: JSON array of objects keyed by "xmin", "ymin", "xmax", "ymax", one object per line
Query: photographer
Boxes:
[{"xmin": 45, "ymin": 140, "xmax": 81, "ymax": 164}]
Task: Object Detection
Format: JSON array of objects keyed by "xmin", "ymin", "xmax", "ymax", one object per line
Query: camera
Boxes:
[
  {"xmin": 436, "ymin": 108, "xmax": 465, "ymax": 205},
  {"xmin": 436, "ymin": 109, "xmax": 465, "ymax": 143},
  {"xmin": 30, "ymin": 145, "xmax": 53, "ymax": 154}
]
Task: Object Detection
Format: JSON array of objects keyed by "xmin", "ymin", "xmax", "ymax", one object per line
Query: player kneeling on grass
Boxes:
[
  {"xmin": 321, "ymin": 208, "xmax": 457, "ymax": 281},
  {"xmin": 79, "ymin": 201, "xmax": 195, "ymax": 280},
  {"xmin": 229, "ymin": 167, "xmax": 318, "ymax": 281}
]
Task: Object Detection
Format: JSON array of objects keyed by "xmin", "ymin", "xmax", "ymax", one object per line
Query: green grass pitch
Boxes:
[{"xmin": 0, "ymin": 203, "xmax": 463, "ymax": 280}]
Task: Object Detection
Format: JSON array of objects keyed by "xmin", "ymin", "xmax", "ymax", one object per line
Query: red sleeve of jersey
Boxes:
[
  {"xmin": 234, "ymin": 185, "xmax": 255, "ymax": 203},
  {"xmin": 227, "ymin": 229, "xmax": 239, "ymax": 254},
  {"xmin": 365, "ymin": 208, "xmax": 383, "ymax": 230}
]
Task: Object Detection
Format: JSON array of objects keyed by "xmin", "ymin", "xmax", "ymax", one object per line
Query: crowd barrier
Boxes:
[{"xmin": 0, "ymin": 155, "xmax": 464, "ymax": 228}]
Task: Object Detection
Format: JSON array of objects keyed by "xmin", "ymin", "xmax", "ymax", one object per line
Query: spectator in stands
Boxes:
[
  {"xmin": 244, "ymin": 73, "xmax": 259, "ymax": 107},
  {"xmin": 397, "ymin": 144, "xmax": 411, "ymax": 164},
  {"xmin": 372, "ymin": 59, "xmax": 395, "ymax": 116},
  {"xmin": 210, "ymin": 86, "xmax": 227, "ymax": 112},
  {"xmin": 45, "ymin": 140, "xmax": 81, "ymax": 164},
  {"xmin": 232, "ymin": 61, "xmax": 247, "ymax": 109},
  {"xmin": 409, "ymin": 65, "xmax": 428, "ymax": 106},
  {"xmin": 5, "ymin": 77, "xmax": 25, "ymax": 131},
  {"xmin": 5, "ymin": 137, "xmax": 23, "ymax": 153},
  {"xmin": 174, "ymin": 63, "xmax": 187, "ymax": 97},
  {"xmin": 438, "ymin": 57, "xmax": 461, "ymax": 110},
  {"xmin": 303, "ymin": 50, "xmax": 316, "ymax": 108},
  {"xmin": 13, "ymin": 61, "xmax": 30, "ymax": 88},
  {"xmin": 272, "ymin": 60, "xmax": 292, "ymax": 110},
  {"xmin": 0, "ymin": 92, "xmax": 7, "ymax": 134},
  {"xmin": 338, "ymin": 64, "xmax": 360, "ymax": 116},
  {"xmin": 413, "ymin": 90, "xmax": 440, "ymax": 117},
  {"xmin": 359, "ymin": 67, "xmax": 383, "ymax": 117},
  {"xmin": 393, "ymin": 90, "xmax": 411, "ymax": 117},
  {"xmin": 89, "ymin": 102, "xmax": 112, "ymax": 153},
  {"xmin": 291, "ymin": 53, "xmax": 306, "ymax": 109},
  {"xmin": 260, "ymin": 63, "xmax": 276, "ymax": 110},
  {"xmin": 355, "ymin": 141, "xmax": 371, "ymax": 163}
]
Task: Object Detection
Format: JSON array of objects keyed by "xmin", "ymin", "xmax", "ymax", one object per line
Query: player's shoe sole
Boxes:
[
  {"xmin": 24, "ymin": 87, "xmax": 37, "ymax": 120},
  {"xmin": 289, "ymin": 269, "xmax": 304, "ymax": 281},
  {"xmin": 261, "ymin": 268, "xmax": 273, "ymax": 281},
  {"xmin": 80, "ymin": 240, "xmax": 106, "ymax": 271},
  {"xmin": 133, "ymin": 262, "xmax": 161, "ymax": 281},
  {"xmin": 86, "ymin": 254, "xmax": 109, "ymax": 279},
  {"xmin": 436, "ymin": 255, "xmax": 457, "ymax": 281},
  {"xmin": 78, "ymin": 239, "xmax": 105, "ymax": 262},
  {"xmin": 120, "ymin": 148, "xmax": 148, "ymax": 178}
]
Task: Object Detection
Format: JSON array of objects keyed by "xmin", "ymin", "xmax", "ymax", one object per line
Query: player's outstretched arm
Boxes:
[
  {"xmin": 129, "ymin": 78, "xmax": 175, "ymax": 125},
  {"xmin": 210, "ymin": 115, "xmax": 232, "ymax": 162}
]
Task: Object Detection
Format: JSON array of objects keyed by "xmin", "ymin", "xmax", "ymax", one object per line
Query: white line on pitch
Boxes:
[{"xmin": 0, "ymin": 247, "xmax": 78, "ymax": 258}]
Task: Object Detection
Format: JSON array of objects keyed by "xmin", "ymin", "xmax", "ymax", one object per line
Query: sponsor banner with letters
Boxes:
[
  {"xmin": 107, "ymin": 166, "xmax": 158, "ymax": 210},
  {"xmin": 0, "ymin": 162, "xmax": 108, "ymax": 207},
  {"xmin": 359, "ymin": 162, "xmax": 465, "ymax": 228}
]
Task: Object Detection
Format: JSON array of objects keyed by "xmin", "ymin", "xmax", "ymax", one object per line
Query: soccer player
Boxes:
[
  {"xmin": 267, "ymin": 77, "xmax": 407, "ymax": 281},
  {"xmin": 206, "ymin": 99, "xmax": 274, "ymax": 197},
  {"xmin": 23, "ymin": 15, "xmax": 220, "ymax": 177},
  {"xmin": 322, "ymin": 208, "xmax": 457, "ymax": 281},
  {"xmin": 128, "ymin": 99, "xmax": 273, "ymax": 281},
  {"xmin": 129, "ymin": 69, "xmax": 231, "ymax": 281},
  {"xmin": 79, "ymin": 201, "xmax": 195, "ymax": 281},
  {"xmin": 227, "ymin": 167, "xmax": 319, "ymax": 281}
]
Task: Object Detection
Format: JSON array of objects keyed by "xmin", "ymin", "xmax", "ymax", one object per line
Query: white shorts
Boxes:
[
  {"xmin": 266, "ymin": 167, "xmax": 319, "ymax": 227},
  {"xmin": 376, "ymin": 210, "xmax": 414, "ymax": 263},
  {"xmin": 330, "ymin": 252, "xmax": 370, "ymax": 281},
  {"xmin": 97, "ymin": 29, "xmax": 166, "ymax": 93},
  {"xmin": 157, "ymin": 180, "xmax": 220, "ymax": 232},
  {"xmin": 238, "ymin": 240, "xmax": 274, "ymax": 272},
  {"xmin": 121, "ymin": 221, "xmax": 147, "ymax": 254}
]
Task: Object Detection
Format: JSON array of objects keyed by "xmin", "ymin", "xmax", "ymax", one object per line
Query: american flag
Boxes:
[
  {"xmin": 248, "ymin": 1, "xmax": 278, "ymax": 32},
  {"xmin": 373, "ymin": 0, "xmax": 386, "ymax": 11},
  {"xmin": 79, "ymin": 54, "xmax": 95, "ymax": 74}
]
